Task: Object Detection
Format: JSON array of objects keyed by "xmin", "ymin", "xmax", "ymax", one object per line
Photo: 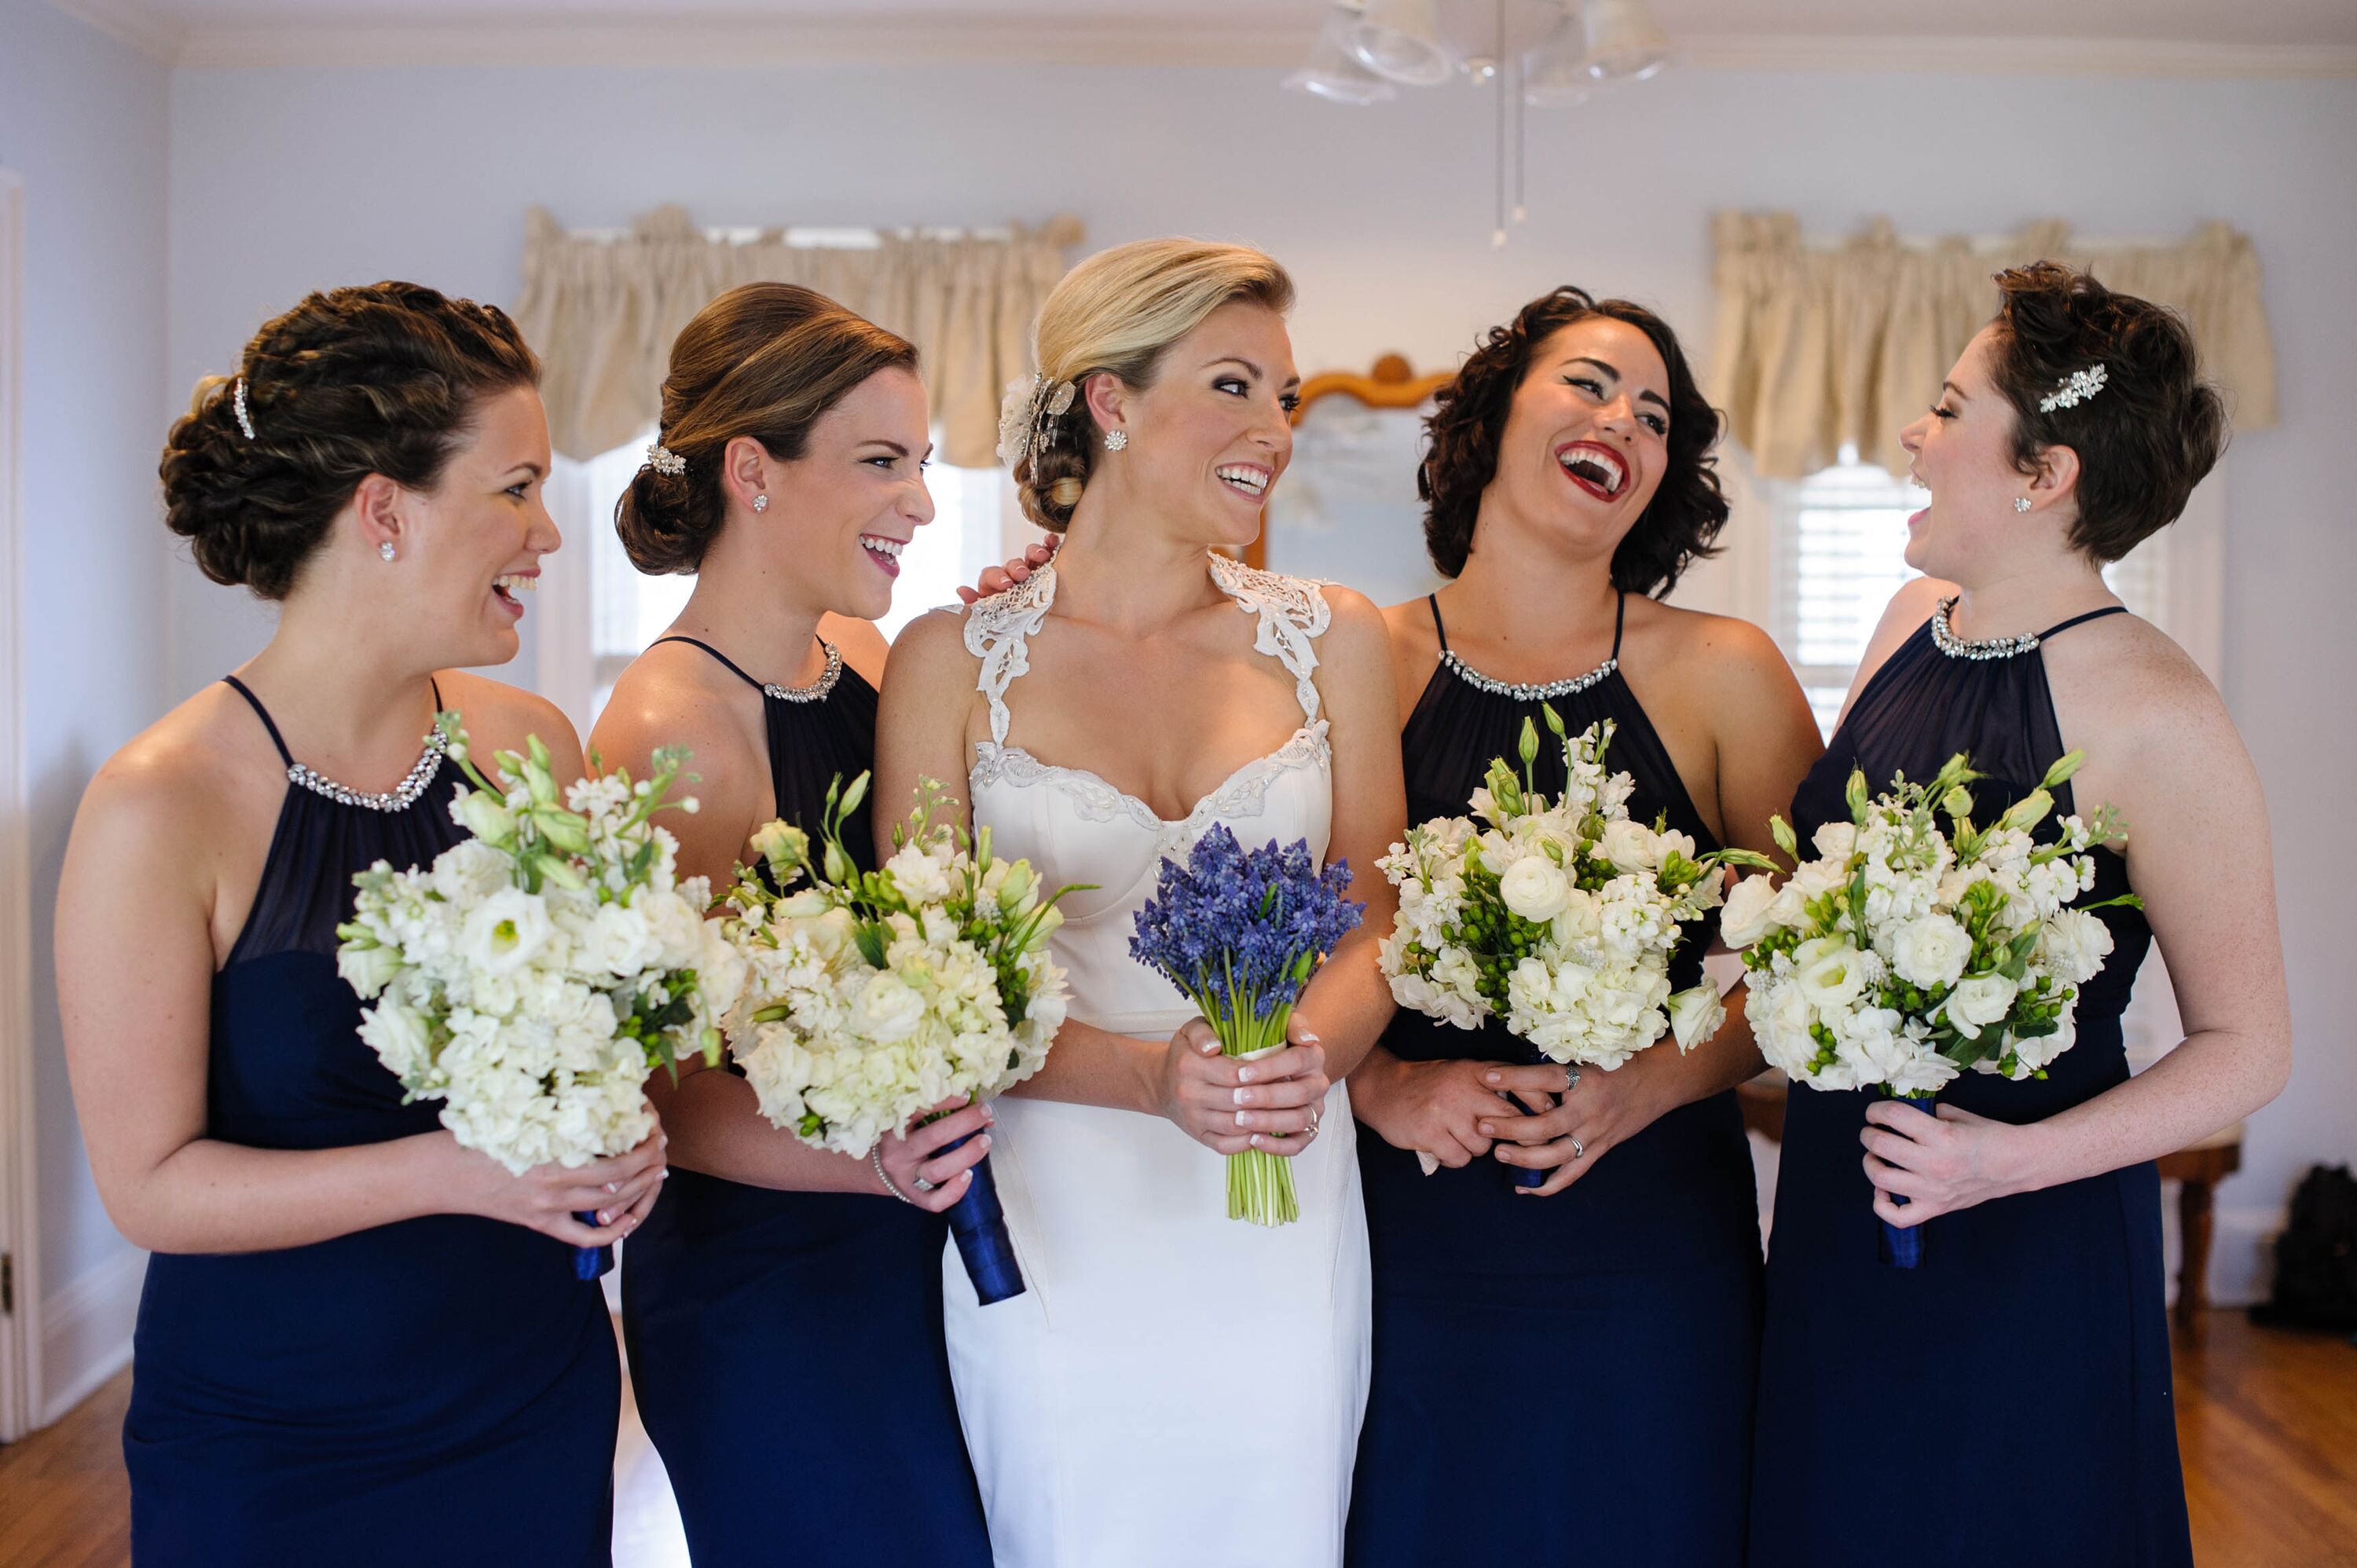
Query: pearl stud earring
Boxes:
[
  {"xmin": 1104, "ymin": 430, "xmax": 1129, "ymax": 452},
  {"xmin": 753, "ymin": 494, "xmax": 769, "ymax": 514},
  {"xmin": 2013, "ymin": 496, "xmax": 2033, "ymax": 513},
  {"xmin": 379, "ymin": 541, "xmax": 398, "ymax": 561}
]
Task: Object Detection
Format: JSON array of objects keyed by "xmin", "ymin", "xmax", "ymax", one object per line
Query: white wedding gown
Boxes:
[{"xmin": 944, "ymin": 552, "xmax": 1372, "ymax": 1568}]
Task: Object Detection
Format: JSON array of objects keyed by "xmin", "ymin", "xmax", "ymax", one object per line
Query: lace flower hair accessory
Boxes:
[
  {"xmin": 644, "ymin": 441, "xmax": 687, "ymax": 477},
  {"xmin": 995, "ymin": 373, "xmax": 1076, "ymax": 467},
  {"xmin": 2040, "ymin": 364, "xmax": 2108, "ymax": 413}
]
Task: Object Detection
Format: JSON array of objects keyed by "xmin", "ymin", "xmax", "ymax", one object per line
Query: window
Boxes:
[
  {"xmin": 1766, "ymin": 449, "xmax": 2185, "ymax": 741},
  {"xmin": 537, "ymin": 433, "xmax": 1014, "ymax": 732}
]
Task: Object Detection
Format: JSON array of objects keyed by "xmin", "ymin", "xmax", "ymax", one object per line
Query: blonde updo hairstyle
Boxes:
[
  {"xmin": 1016, "ymin": 238, "xmax": 1294, "ymax": 532},
  {"xmin": 617, "ymin": 282, "xmax": 918, "ymax": 574}
]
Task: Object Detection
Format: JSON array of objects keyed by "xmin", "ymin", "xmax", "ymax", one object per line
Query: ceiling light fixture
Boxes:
[{"xmin": 1286, "ymin": 0, "xmax": 1677, "ymax": 246}]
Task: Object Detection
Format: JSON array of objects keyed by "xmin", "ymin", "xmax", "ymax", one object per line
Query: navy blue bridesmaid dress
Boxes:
[
  {"xmin": 618, "ymin": 637, "xmax": 992, "ymax": 1568},
  {"xmin": 126, "ymin": 676, "xmax": 619, "ymax": 1565},
  {"xmin": 1750, "ymin": 601, "xmax": 2190, "ymax": 1567},
  {"xmin": 1347, "ymin": 597, "xmax": 1762, "ymax": 1567}
]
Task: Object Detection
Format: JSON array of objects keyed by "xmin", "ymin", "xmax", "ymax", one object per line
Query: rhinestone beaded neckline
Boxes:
[
  {"xmin": 286, "ymin": 724, "xmax": 449, "ymax": 812},
  {"xmin": 761, "ymin": 639, "xmax": 844, "ymax": 704},
  {"xmin": 1439, "ymin": 647, "xmax": 1618, "ymax": 701},
  {"xmin": 1929, "ymin": 596, "xmax": 2041, "ymax": 661}
]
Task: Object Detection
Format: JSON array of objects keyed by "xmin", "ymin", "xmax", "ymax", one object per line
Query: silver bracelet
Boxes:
[{"xmin": 871, "ymin": 1145, "xmax": 913, "ymax": 1204}]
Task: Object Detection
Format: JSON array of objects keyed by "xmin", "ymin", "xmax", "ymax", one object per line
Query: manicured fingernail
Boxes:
[
  {"xmin": 1250, "ymin": 1134, "xmax": 1265, "ymax": 1148},
  {"xmin": 1479, "ymin": 1122, "xmax": 1494, "ymax": 1136},
  {"xmin": 977, "ymin": 1134, "xmax": 992, "ymax": 1150},
  {"xmin": 1236, "ymin": 1112, "xmax": 1255, "ymax": 1130},
  {"xmin": 1485, "ymin": 1071, "xmax": 1502, "ymax": 1084},
  {"xmin": 603, "ymin": 1181, "xmax": 618, "ymax": 1195},
  {"xmin": 596, "ymin": 1210, "xmax": 612, "ymax": 1225},
  {"xmin": 982, "ymin": 1102, "xmax": 995, "ymax": 1123},
  {"xmin": 1299, "ymin": 1030, "xmax": 1321, "ymax": 1045},
  {"xmin": 1237, "ymin": 1067, "xmax": 1255, "ymax": 1083},
  {"xmin": 1233, "ymin": 1087, "xmax": 1251, "ymax": 1105}
]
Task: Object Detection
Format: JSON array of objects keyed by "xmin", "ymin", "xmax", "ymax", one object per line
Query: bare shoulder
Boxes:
[
  {"xmin": 1634, "ymin": 599, "xmax": 1794, "ymax": 685},
  {"xmin": 590, "ymin": 644, "xmax": 764, "ymax": 796},
  {"xmin": 880, "ymin": 603, "xmax": 982, "ymax": 689},
  {"xmin": 432, "ymin": 669, "xmax": 584, "ymax": 775},
  {"xmin": 2053, "ymin": 613, "xmax": 2234, "ymax": 764},
  {"xmin": 819, "ymin": 611, "xmax": 892, "ymax": 687},
  {"xmin": 70, "ymin": 685, "xmax": 264, "ymax": 883},
  {"xmin": 1314, "ymin": 583, "xmax": 1391, "ymax": 659}
]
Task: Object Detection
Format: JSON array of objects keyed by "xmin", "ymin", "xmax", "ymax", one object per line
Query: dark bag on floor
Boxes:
[{"xmin": 2251, "ymin": 1163, "xmax": 2357, "ymax": 1332}]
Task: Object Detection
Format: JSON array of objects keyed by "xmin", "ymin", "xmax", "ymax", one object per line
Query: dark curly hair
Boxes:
[
  {"xmin": 616, "ymin": 282, "xmax": 918, "ymax": 574},
  {"xmin": 1420, "ymin": 287, "xmax": 1725, "ymax": 595},
  {"xmin": 160, "ymin": 282, "xmax": 541, "ymax": 600},
  {"xmin": 1985, "ymin": 261, "xmax": 2225, "ymax": 562}
]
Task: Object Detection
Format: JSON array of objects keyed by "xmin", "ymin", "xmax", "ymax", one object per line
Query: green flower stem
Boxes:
[{"xmin": 1187, "ymin": 983, "xmax": 1303, "ymax": 1228}]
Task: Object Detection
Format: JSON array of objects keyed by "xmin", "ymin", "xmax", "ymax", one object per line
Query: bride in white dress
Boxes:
[{"xmin": 875, "ymin": 239, "xmax": 1405, "ymax": 1567}]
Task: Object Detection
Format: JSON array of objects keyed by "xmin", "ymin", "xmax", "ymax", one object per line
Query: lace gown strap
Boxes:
[
  {"xmin": 961, "ymin": 566, "xmax": 1060, "ymax": 746},
  {"xmin": 1206, "ymin": 552, "xmax": 1331, "ymax": 724}
]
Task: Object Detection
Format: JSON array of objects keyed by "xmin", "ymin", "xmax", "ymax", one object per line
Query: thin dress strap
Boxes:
[
  {"xmin": 962, "ymin": 568, "xmax": 1059, "ymax": 746},
  {"xmin": 222, "ymin": 675, "xmax": 294, "ymax": 766},
  {"xmin": 1610, "ymin": 592, "xmax": 1627, "ymax": 659},
  {"xmin": 1427, "ymin": 593, "xmax": 1450, "ymax": 653},
  {"xmin": 2036, "ymin": 604, "xmax": 2129, "ymax": 641},
  {"xmin": 1207, "ymin": 552, "xmax": 1330, "ymax": 724},
  {"xmin": 654, "ymin": 635, "xmax": 767, "ymax": 692}
]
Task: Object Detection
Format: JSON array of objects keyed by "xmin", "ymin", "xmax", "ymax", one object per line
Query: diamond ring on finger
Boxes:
[{"xmin": 1570, "ymin": 1135, "xmax": 1586, "ymax": 1160}]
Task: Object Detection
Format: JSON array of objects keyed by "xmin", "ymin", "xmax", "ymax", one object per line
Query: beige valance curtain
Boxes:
[
  {"xmin": 1709, "ymin": 214, "xmax": 2277, "ymax": 479},
  {"xmin": 516, "ymin": 206, "xmax": 1082, "ymax": 469}
]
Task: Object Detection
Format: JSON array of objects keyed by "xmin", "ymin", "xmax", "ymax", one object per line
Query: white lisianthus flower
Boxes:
[
  {"xmin": 1943, "ymin": 973, "xmax": 2019, "ymax": 1039},
  {"xmin": 2037, "ymin": 907, "xmax": 2113, "ymax": 986},
  {"xmin": 1718, "ymin": 874, "xmax": 1780, "ymax": 947},
  {"xmin": 1666, "ymin": 984, "xmax": 1726, "ymax": 1053},
  {"xmin": 1811, "ymin": 821, "xmax": 1859, "ymax": 862},
  {"xmin": 337, "ymin": 942, "xmax": 405, "ymax": 999},
  {"xmin": 1889, "ymin": 914, "xmax": 1972, "ymax": 991},
  {"xmin": 1792, "ymin": 936, "xmax": 1871, "ymax": 1011},
  {"xmin": 462, "ymin": 888, "xmax": 555, "ymax": 976},
  {"xmin": 1498, "ymin": 856, "xmax": 1573, "ymax": 921},
  {"xmin": 883, "ymin": 842, "xmax": 952, "ymax": 904},
  {"xmin": 431, "ymin": 838, "xmax": 512, "ymax": 905}
]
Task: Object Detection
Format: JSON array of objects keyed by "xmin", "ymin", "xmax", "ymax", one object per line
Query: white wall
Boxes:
[
  {"xmin": 1, "ymin": 0, "xmax": 170, "ymax": 1420},
  {"xmin": 148, "ymin": 58, "xmax": 2357, "ymax": 1295}
]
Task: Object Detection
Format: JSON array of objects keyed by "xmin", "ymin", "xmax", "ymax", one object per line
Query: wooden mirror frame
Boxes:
[{"xmin": 1244, "ymin": 354, "xmax": 1451, "ymax": 571}]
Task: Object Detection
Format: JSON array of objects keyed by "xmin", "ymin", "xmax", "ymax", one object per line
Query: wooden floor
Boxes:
[{"xmin": 3, "ymin": 1313, "xmax": 2352, "ymax": 1566}]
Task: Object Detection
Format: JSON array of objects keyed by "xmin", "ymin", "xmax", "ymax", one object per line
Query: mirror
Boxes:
[{"xmin": 1250, "ymin": 354, "xmax": 1451, "ymax": 607}]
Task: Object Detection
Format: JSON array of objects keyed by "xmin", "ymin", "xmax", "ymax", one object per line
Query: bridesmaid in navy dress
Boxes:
[
  {"xmin": 1750, "ymin": 264, "xmax": 2291, "ymax": 1566},
  {"xmin": 593, "ymin": 284, "xmax": 993, "ymax": 1567},
  {"xmin": 1344, "ymin": 290, "xmax": 1823, "ymax": 1565},
  {"xmin": 56, "ymin": 284, "xmax": 658, "ymax": 1563}
]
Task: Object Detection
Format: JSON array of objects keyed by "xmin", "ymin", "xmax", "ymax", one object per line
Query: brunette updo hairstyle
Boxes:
[
  {"xmin": 1420, "ymin": 286, "xmax": 1725, "ymax": 596},
  {"xmin": 1985, "ymin": 261, "xmax": 2225, "ymax": 562},
  {"xmin": 161, "ymin": 282, "xmax": 540, "ymax": 600},
  {"xmin": 1015, "ymin": 238, "xmax": 1294, "ymax": 532},
  {"xmin": 616, "ymin": 283, "xmax": 918, "ymax": 575}
]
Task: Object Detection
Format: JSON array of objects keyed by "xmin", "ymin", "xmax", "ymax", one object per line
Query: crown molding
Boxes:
[
  {"xmin": 45, "ymin": 0, "xmax": 186, "ymax": 64},
  {"xmin": 46, "ymin": 4, "xmax": 2357, "ymax": 79}
]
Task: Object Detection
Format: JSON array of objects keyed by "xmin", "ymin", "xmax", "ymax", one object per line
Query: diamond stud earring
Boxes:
[
  {"xmin": 753, "ymin": 494, "xmax": 769, "ymax": 514},
  {"xmin": 1104, "ymin": 430, "xmax": 1129, "ymax": 452},
  {"xmin": 379, "ymin": 541, "xmax": 398, "ymax": 561},
  {"xmin": 2014, "ymin": 496, "xmax": 2033, "ymax": 513}
]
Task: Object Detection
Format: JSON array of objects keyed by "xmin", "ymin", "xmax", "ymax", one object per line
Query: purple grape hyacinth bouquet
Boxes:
[{"xmin": 1130, "ymin": 826, "xmax": 1364, "ymax": 1226}]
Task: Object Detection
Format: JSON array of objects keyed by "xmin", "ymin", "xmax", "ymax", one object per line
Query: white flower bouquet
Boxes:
[
  {"xmin": 717, "ymin": 775, "xmax": 1083, "ymax": 1304},
  {"xmin": 337, "ymin": 717, "xmax": 745, "ymax": 1277},
  {"xmin": 1724, "ymin": 749, "xmax": 2138, "ymax": 1262},
  {"xmin": 1376, "ymin": 709, "xmax": 1771, "ymax": 1184}
]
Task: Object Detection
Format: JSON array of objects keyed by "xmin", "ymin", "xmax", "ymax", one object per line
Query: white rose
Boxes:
[
  {"xmin": 1596, "ymin": 819, "xmax": 1661, "ymax": 875},
  {"xmin": 1718, "ymin": 874, "xmax": 1780, "ymax": 948},
  {"xmin": 1497, "ymin": 856, "xmax": 1573, "ymax": 922},
  {"xmin": 850, "ymin": 972, "xmax": 926, "ymax": 1042},
  {"xmin": 1667, "ymin": 984, "xmax": 1726, "ymax": 1053},
  {"xmin": 431, "ymin": 838, "xmax": 513, "ymax": 906},
  {"xmin": 1889, "ymin": 914, "xmax": 1972, "ymax": 991},
  {"xmin": 461, "ymin": 888, "xmax": 554, "ymax": 976},
  {"xmin": 2037, "ymin": 908, "xmax": 2113, "ymax": 987},
  {"xmin": 884, "ymin": 843, "xmax": 952, "ymax": 904},
  {"xmin": 1791, "ymin": 936, "xmax": 1870, "ymax": 1011},
  {"xmin": 1943, "ymin": 973, "xmax": 2019, "ymax": 1039}
]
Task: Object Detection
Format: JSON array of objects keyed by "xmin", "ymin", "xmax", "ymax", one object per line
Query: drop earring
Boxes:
[
  {"xmin": 379, "ymin": 541, "xmax": 398, "ymax": 561},
  {"xmin": 1104, "ymin": 430, "xmax": 1128, "ymax": 452},
  {"xmin": 753, "ymin": 494, "xmax": 769, "ymax": 514},
  {"xmin": 2013, "ymin": 496, "xmax": 2033, "ymax": 513}
]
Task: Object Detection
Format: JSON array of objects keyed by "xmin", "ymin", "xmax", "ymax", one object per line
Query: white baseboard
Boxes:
[{"xmin": 39, "ymin": 1245, "xmax": 145, "ymax": 1428}]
